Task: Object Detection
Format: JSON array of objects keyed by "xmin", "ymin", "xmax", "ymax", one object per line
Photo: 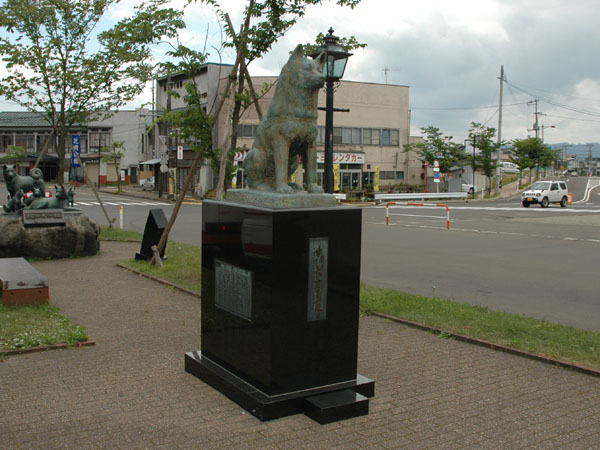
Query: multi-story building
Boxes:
[
  {"xmin": 215, "ymin": 76, "xmax": 422, "ymax": 191},
  {"xmin": 153, "ymin": 63, "xmax": 234, "ymax": 196}
]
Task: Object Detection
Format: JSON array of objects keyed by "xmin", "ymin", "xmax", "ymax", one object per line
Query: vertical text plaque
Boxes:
[{"xmin": 307, "ymin": 237, "xmax": 328, "ymax": 322}]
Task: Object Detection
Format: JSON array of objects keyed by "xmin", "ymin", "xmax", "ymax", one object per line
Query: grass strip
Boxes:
[
  {"xmin": 361, "ymin": 284, "xmax": 600, "ymax": 370},
  {"xmin": 0, "ymin": 303, "xmax": 88, "ymax": 352},
  {"xmin": 113, "ymin": 229, "xmax": 600, "ymax": 371},
  {"xmin": 99, "ymin": 227, "xmax": 143, "ymax": 241},
  {"xmin": 122, "ymin": 241, "xmax": 202, "ymax": 293}
]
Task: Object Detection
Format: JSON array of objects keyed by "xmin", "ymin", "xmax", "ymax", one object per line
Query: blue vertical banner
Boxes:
[{"xmin": 71, "ymin": 135, "xmax": 81, "ymax": 167}]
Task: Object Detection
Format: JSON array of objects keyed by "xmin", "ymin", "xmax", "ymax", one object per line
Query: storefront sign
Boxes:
[{"xmin": 317, "ymin": 152, "xmax": 365, "ymax": 164}]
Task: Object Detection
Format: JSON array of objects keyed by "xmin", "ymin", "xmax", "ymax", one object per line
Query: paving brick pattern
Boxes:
[{"xmin": 1, "ymin": 241, "xmax": 600, "ymax": 449}]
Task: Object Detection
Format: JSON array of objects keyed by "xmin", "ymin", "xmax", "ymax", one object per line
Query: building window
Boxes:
[
  {"xmin": 89, "ymin": 131, "xmax": 110, "ymax": 149},
  {"xmin": 382, "ymin": 129, "xmax": 399, "ymax": 146},
  {"xmin": 333, "ymin": 127, "xmax": 342, "ymax": 144},
  {"xmin": 363, "ymin": 128, "xmax": 380, "ymax": 145},
  {"xmin": 238, "ymin": 124, "xmax": 258, "ymax": 137},
  {"xmin": 362, "ymin": 171, "xmax": 374, "ymax": 186}
]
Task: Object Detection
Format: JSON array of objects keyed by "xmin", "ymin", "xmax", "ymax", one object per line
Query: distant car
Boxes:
[
  {"xmin": 499, "ymin": 162, "xmax": 519, "ymax": 174},
  {"xmin": 521, "ymin": 180, "xmax": 568, "ymax": 208},
  {"xmin": 461, "ymin": 180, "xmax": 475, "ymax": 195},
  {"xmin": 141, "ymin": 177, "xmax": 155, "ymax": 191}
]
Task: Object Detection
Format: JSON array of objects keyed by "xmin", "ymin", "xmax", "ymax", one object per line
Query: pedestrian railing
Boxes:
[{"xmin": 385, "ymin": 202, "xmax": 451, "ymax": 230}]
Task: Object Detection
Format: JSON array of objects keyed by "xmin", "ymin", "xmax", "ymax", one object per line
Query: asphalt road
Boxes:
[
  {"xmin": 2, "ymin": 176, "xmax": 599, "ymax": 331},
  {"xmin": 361, "ymin": 176, "xmax": 600, "ymax": 331}
]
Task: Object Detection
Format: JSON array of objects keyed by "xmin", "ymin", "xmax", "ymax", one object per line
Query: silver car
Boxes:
[{"xmin": 141, "ymin": 177, "xmax": 155, "ymax": 191}]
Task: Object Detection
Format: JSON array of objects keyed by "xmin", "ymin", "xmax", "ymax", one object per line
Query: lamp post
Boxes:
[{"xmin": 310, "ymin": 28, "xmax": 352, "ymax": 194}]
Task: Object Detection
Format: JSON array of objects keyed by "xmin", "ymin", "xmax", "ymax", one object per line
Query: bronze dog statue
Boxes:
[
  {"xmin": 243, "ymin": 45, "xmax": 326, "ymax": 194},
  {"xmin": 3, "ymin": 164, "xmax": 46, "ymax": 198}
]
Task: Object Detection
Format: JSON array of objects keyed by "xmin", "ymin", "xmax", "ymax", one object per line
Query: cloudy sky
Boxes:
[{"xmin": 3, "ymin": 0, "xmax": 600, "ymax": 149}]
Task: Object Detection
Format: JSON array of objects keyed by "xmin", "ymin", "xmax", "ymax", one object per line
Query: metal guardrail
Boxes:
[
  {"xmin": 374, "ymin": 192, "xmax": 468, "ymax": 201},
  {"xmin": 386, "ymin": 202, "xmax": 451, "ymax": 230}
]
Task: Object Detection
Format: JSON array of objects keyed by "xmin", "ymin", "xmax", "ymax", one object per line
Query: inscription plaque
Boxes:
[
  {"xmin": 215, "ymin": 260, "xmax": 252, "ymax": 321},
  {"xmin": 307, "ymin": 237, "xmax": 328, "ymax": 322},
  {"xmin": 22, "ymin": 209, "xmax": 65, "ymax": 227}
]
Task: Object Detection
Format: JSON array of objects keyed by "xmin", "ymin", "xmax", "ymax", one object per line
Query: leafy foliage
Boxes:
[
  {"xmin": 0, "ymin": 0, "xmax": 185, "ymax": 179},
  {"xmin": 302, "ymin": 33, "xmax": 367, "ymax": 56},
  {"xmin": 101, "ymin": 141, "xmax": 125, "ymax": 191},
  {"xmin": 404, "ymin": 126, "xmax": 466, "ymax": 174},
  {"xmin": 468, "ymin": 122, "xmax": 500, "ymax": 195}
]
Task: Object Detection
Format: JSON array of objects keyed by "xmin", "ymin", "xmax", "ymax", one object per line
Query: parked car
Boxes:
[
  {"xmin": 461, "ymin": 180, "xmax": 475, "ymax": 195},
  {"xmin": 521, "ymin": 180, "xmax": 568, "ymax": 208},
  {"xmin": 141, "ymin": 177, "xmax": 155, "ymax": 191},
  {"xmin": 499, "ymin": 162, "xmax": 519, "ymax": 174}
]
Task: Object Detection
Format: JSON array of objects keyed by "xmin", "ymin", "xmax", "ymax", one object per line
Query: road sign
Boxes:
[
  {"xmin": 433, "ymin": 167, "xmax": 439, "ymax": 172},
  {"xmin": 425, "ymin": 161, "xmax": 429, "ymax": 167},
  {"xmin": 434, "ymin": 171, "xmax": 440, "ymax": 179},
  {"xmin": 433, "ymin": 159, "xmax": 439, "ymax": 168},
  {"xmin": 177, "ymin": 146, "xmax": 183, "ymax": 160}
]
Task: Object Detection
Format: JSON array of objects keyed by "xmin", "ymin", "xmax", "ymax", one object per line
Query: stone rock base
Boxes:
[{"xmin": 0, "ymin": 213, "xmax": 100, "ymax": 259}]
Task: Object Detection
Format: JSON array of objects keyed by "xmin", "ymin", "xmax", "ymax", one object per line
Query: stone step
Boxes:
[{"xmin": 304, "ymin": 389, "xmax": 369, "ymax": 425}]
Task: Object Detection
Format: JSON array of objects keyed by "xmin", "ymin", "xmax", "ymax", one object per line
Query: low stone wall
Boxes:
[{"xmin": 0, "ymin": 213, "xmax": 100, "ymax": 259}]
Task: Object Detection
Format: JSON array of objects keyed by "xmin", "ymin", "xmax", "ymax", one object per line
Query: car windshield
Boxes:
[{"xmin": 530, "ymin": 182, "xmax": 550, "ymax": 190}]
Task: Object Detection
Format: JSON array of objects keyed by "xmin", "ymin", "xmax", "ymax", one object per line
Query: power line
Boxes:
[
  {"xmin": 503, "ymin": 79, "xmax": 600, "ymax": 118},
  {"xmin": 411, "ymin": 101, "xmax": 528, "ymax": 111}
]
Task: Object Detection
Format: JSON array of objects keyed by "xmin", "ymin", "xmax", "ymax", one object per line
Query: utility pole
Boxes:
[
  {"xmin": 496, "ymin": 66, "xmax": 504, "ymax": 195},
  {"xmin": 531, "ymin": 99, "xmax": 540, "ymax": 139}
]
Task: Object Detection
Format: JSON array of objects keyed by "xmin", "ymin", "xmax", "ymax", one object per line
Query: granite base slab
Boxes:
[{"xmin": 185, "ymin": 351, "xmax": 374, "ymax": 421}]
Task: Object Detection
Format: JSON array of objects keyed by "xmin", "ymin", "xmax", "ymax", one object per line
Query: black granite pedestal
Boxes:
[{"xmin": 185, "ymin": 199, "xmax": 374, "ymax": 422}]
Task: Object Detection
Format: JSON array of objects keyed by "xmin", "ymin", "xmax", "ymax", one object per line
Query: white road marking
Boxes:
[{"xmin": 366, "ymin": 221, "xmax": 600, "ymax": 244}]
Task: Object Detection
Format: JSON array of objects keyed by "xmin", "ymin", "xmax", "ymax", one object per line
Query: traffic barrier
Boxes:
[
  {"xmin": 568, "ymin": 192, "xmax": 573, "ymax": 205},
  {"xmin": 386, "ymin": 202, "xmax": 451, "ymax": 230},
  {"xmin": 375, "ymin": 192, "xmax": 467, "ymax": 201}
]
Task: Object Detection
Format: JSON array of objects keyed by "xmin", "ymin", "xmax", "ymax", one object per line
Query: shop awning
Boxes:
[{"xmin": 139, "ymin": 158, "xmax": 161, "ymax": 165}]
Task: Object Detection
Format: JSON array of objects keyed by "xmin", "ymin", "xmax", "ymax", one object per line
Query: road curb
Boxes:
[
  {"xmin": 116, "ymin": 263, "xmax": 201, "ymax": 299},
  {"xmin": 371, "ymin": 312, "xmax": 600, "ymax": 379}
]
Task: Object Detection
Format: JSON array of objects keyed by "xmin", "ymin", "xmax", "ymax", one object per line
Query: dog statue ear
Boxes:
[
  {"xmin": 315, "ymin": 51, "xmax": 326, "ymax": 69},
  {"xmin": 291, "ymin": 44, "xmax": 303, "ymax": 60}
]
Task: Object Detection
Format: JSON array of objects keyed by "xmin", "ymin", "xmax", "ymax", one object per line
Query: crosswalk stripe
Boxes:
[{"xmin": 74, "ymin": 201, "xmax": 171, "ymax": 206}]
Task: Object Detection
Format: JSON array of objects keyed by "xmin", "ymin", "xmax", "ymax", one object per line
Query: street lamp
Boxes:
[
  {"xmin": 540, "ymin": 125, "xmax": 555, "ymax": 142},
  {"xmin": 310, "ymin": 28, "xmax": 352, "ymax": 194}
]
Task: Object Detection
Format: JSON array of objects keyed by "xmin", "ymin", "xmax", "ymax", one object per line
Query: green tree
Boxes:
[
  {"xmin": 0, "ymin": 0, "xmax": 184, "ymax": 182},
  {"xmin": 510, "ymin": 137, "xmax": 550, "ymax": 185},
  {"xmin": 1, "ymin": 145, "xmax": 25, "ymax": 161},
  {"xmin": 404, "ymin": 126, "xmax": 465, "ymax": 188},
  {"xmin": 468, "ymin": 122, "xmax": 499, "ymax": 196},
  {"xmin": 101, "ymin": 141, "xmax": 125, "ymax": 193}
]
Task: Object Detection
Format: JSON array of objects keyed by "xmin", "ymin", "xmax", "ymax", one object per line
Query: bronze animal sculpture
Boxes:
[
  {"xmin": 2, "ymin": 189, "xmax": 24, "ymax": 213},
  {"xmin": 243, "ymin": 45, "xmax": 326, "ymax": 194},
  {"xmin": 3, "ymin": 165, "xmax": 46, "ymax": 198},
  {"xmin": 25, "ymin": 185, "xmax": 81, "ymax": 212}
]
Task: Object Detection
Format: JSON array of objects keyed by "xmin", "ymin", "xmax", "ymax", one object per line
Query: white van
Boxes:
[{"xmin": 499, "ymin": 162, "xmax": 519, "ymax": 174}]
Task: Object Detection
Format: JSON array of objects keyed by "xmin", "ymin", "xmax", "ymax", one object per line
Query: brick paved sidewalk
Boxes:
[{"xmin": 1, "ymin": 241, "xmax": 600, "ymax": 449}]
